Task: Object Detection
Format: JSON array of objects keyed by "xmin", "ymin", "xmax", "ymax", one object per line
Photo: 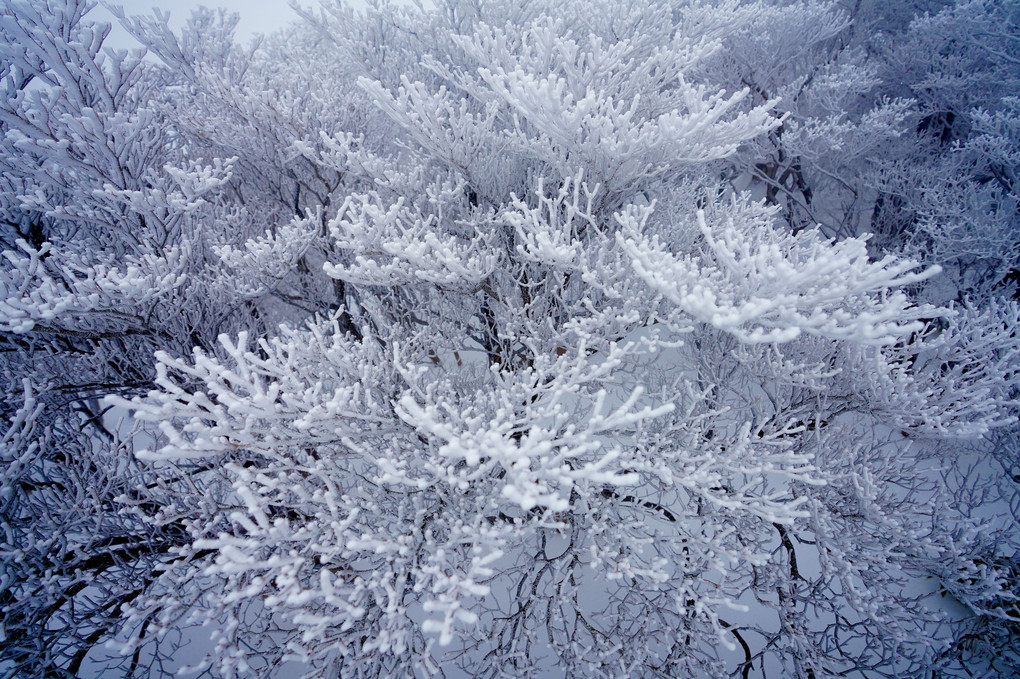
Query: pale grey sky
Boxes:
[
  {"xmin": 94, "ymin": 1, "xmax": 302, "ymax": 44},
  {"xmin": 92, "ymin": 1, "xmax": 426, "ymax": 47}
]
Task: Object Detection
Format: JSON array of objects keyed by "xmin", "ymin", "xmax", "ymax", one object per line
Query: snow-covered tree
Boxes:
[
  {"xmin": 2, "ymin": 0, "xmax": 1018, "ymax": 677},
  {"xmin": 0, "ymin": 1, "xmax": 333, "ymax": 674}
]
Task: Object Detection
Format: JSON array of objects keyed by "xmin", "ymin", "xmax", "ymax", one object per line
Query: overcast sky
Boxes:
[
  {"xmin": 92, "ymin": 1, "xmax": 427, "ymax": 48},
  {"xmin": 92, "ymin": 1, "xmax": 298, "ymax": 45}
]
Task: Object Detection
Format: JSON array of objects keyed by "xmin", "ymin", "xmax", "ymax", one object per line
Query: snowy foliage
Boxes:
[{"xmin": 1, "ymin": 0, "xmax": 1019, "ymax": 678}]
